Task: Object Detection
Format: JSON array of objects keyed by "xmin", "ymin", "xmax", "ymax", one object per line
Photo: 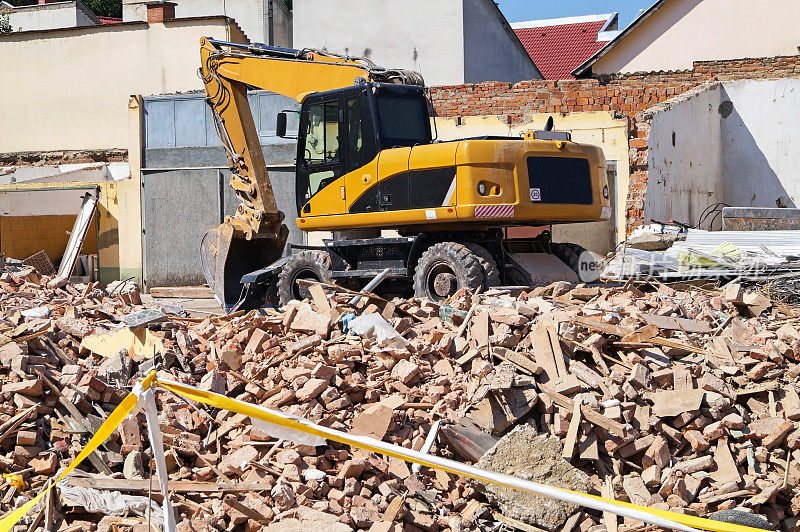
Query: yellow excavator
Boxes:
[{"xmin": 198, "ymin": 38, "xmax": 611, "ymax": 311}]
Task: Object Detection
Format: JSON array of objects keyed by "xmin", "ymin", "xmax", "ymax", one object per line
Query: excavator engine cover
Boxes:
[{"xmin": 201, "ymin": 222, "xmax": 288, "ymax": 310}]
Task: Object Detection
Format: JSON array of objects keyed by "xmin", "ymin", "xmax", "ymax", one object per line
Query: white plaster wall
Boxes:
[
  {"xmin": 0, "ymin": 19, "xmax": 233, "ymax": 153},
  {"xmin": 461, "ymin": 0, "xmax": 540, "ymax": 83},
  {"xmin": 169, "ymin": 0, "xmax": 292, "ymax": 45},
  {"xmin": 293, "ymin": 0, "xmax": 466, "ymax": 86},
  {"xmin": 5, "ymin": 3, "xmax": 88, "ymax": 32},
  {"xmin": 0, "ymin": 189, "xmax": 89, "ymax": 216},
  {"xmin": 592, "ymin": 0, "xmax": 800, "ymax": 75},
  {"xmin": 720, "ymin": 79, "xmax": 800, "ymax": 209},
  {"xmin": 644, "ymin": 85, "xmax": 724, "ymax": 229}
]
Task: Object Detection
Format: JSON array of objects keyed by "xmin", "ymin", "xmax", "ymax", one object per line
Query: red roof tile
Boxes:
[
  {"xmin": 515, "ymin": 20, "xmax": 611, "ymax": 80},
  {"xmin": 97, "ymin": 16, "xmax": 124, "ymax": 24}
]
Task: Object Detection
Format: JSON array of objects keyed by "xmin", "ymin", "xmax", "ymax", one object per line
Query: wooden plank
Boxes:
[
  {"xmin": 602, "ymin": 478, "xmax": 618, "ymax": 532},
  {"xmin": 224, "ymin": 495, "xmax": 270, "ymax": 524},
  {"xmin": 673, "ymin": 366, "xmax": 694, "ymax": 390},
  {"xmin": 495, "ymin": 350, "xmax": 541, "ymax": 376},
  {"xmin": 33, "ymin": 368, "xmax": 113, "ymax": 475},
  {"xmin": 573, "ymin": 316, "xmax": 708, "ymax": 354},
  {"xmin": 620, "ymin": 324, "xmax": 659, "ymax": 344},
  {"xmin": 709, "ymin": 439, "xmax": 741, "ymax": 484},
  {"xmin": 308, "ymin": 283, "xmax": 331, "ymax": 314},
  {"xmin": 149, "ymin": 286, "xmax": 213, "ymax": 299},
  {"xmin": 578, "ymin": 431, "xmax": 600, "ymax": 461},
  {"xmin": 548, "ymin": 327, "xmax": 568, "ymax": 377},
  {"xmin": 641, "ymin": 313, "xmax": 712, "ymax": 333},
  {"xmin": 0, "ymin": 405, "xmax": 37, "ymax": 445},
  {"xmin": 562, "ymin": 398, "xmax": 582, "ymax": 459},
  {"xmin": 472, "ymin": 311, "xmax": 490, "ymax": 347},
  {"xmin": 571, "ymin": 316, "xmax": 631, "ymax": 337},
  {"xmin": 530, "ymin": 325, "xmax": 560, "ymax": 381},
  {"xmin": 650, "ymin": 336, "xmax": 707, "ymax": 354},
  {"xmin": 64, "ymin": 477, "xmax": 275, "ymax": 493},
  {"xmin": 539, "ymin": 384, "xmax": 627, "ymax": 436}
]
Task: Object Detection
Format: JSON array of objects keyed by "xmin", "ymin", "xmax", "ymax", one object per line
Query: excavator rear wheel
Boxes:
[
  {"xmin": 465, "ymin": 243, "xmax": 501, "ymax": 289},
  {"xmin": 278, "ymin": 250, "xmax": 332, "ymax": 305},
  {"xmin": 551, "ymin": 242, "xmax": 587, "ymax": 276},
  {"xmin": 413, "ymin": 242, "xmax": 484, "ymax": 302}
]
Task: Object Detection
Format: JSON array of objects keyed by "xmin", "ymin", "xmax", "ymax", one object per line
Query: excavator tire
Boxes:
[
  {"xmin": 465, "ymin": 243, "xmax": 501, "ymax": 289},
  {"xmin": 709, "ymin": 510, "xmax": 774, "ymax": 531},
  {"xmin": 278, "ymin": 250, "xmax": 332, "ymax": 305},
  {"xmin": 551, "ymin": 242, "xmax": 587, "ymax": 276},
  {"xmin": 413, "ymin": 242, "xmax": 484, "ymax": 302}
]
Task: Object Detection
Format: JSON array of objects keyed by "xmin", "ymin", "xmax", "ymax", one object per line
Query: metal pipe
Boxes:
[
  {"xmin": 348, "ymin": 267, "xmax": 391, "ymax": 306},
  {"xmin": 141, "ymin": 165, "xmax": 294, "ymax": 172},
  {"xmin": 267, "ymin": 0, "xmax": 274, "ymax": 46},
  {"xmin": 0, "ymin": 185, "xmax": 101, "ymax": 192}
]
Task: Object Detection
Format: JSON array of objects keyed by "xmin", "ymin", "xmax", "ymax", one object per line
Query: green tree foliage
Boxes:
[
  {"xmin": 82, "ymin": 0, "xmax": 122, "ymax": 18},
  {"xmin": 0, "ymin": 12, "xmax": 12, "ymax": 33}
]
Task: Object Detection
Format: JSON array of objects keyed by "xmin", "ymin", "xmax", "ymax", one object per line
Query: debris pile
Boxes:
[
  {"xmin": 604, "ymin": 225, "xmax": 800, "ymax": 284},
  {"xmin": 0, "ymin": 266, "xmax": 798, "ymax": 532}
]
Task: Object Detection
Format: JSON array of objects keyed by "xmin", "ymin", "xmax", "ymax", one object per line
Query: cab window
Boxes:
[
  {"xmin": 304, "ymin": 102, "xmax": 339, "ymax": 166},
  {"xmin": 300, "ymin": 100, "xmax": 341, "ymax": 202}
]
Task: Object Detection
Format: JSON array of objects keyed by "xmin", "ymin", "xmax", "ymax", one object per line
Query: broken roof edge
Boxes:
[
  {"xmin": 510, "ymin": 12, "xmax": 617, "ymax": 30},
  {"xmin": 637, "ymin": 81, "xmax": 720, "ymax": 119},
  {"xmin": 571, "ymin": 0, "xmax": 672, "ymax": 78},
  {"xmin": 0, "ymin": 14, "xmax": 235, "ymax": 39},
  {"xmin": 0, "ymin": 0, "xmax": 101, "ymax": 25}
]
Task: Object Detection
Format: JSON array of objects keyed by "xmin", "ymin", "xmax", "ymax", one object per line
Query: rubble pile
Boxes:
[{"xmin": 0, "ymin": 266, "xmax": 798, "ymax": 532}]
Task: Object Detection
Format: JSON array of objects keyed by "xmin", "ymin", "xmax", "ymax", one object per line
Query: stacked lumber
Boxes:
[{"xmin": 0, "ymin": 265, "xmax": 797, "ymax": 532}]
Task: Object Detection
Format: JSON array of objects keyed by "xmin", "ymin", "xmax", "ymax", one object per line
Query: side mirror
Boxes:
[{"xmin": 276, "ymin": 112, "xmax": 288, "ymax": 138}]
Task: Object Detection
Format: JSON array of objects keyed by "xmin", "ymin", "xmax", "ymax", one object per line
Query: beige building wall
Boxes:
[
  {"xmin": 591, "ymin": 0, "xmax": 800, "ymax": 75},
  {"xmin": 0, "ymin": 17, "xmax": 243, "ymax": 154}
]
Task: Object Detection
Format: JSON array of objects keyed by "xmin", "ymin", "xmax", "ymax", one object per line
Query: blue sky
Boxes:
[{"xmin": 497, "ymin": 0, "xmax": 657, "ymax": 27}]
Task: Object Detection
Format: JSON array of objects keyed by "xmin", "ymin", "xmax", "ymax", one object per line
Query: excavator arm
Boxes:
[{"xmin": 198, "ymin": 37, "xmax": 423, "ymax": 308}]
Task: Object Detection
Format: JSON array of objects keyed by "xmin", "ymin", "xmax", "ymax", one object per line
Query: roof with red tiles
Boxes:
[
  {"xmin": 97, "ymin": 16, "xmax": 123, "ymax": 24},
  {"xmin": 512, "ymin": 13, "xmax": 619, "ymax": 80}
]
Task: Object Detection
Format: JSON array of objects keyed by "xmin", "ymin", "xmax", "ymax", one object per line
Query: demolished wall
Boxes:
[
  {"xmin": 635, "ymin": 78, "xmax": 800, "ymax": 231},
  {"xmin": 642, "ymin": 83, "xmax": 725, "ymax": 229}
]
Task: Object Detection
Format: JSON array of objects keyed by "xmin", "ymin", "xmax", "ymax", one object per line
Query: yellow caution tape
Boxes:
[
  {"xmin": 0, "ymin": 370, "xmax": 767, "ymax": 532},
  {"xmin": 157, "ymin": 377, "xmax": 765, "ymax": 532},
  {"xmin": 2, "ymin": 475, "xmax": 24, "ymax": 492},
  {"xmin": 0, "ymin": 370, "xmax": 157, "ymax": 532}
]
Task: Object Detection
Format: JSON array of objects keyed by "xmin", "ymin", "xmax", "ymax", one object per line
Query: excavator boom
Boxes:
[{"xmin": 198, "ymin": 37, "xmax": 423, "ymax": 308}]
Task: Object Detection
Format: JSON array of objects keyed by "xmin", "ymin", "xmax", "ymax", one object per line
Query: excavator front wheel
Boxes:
[
  {"xmin": 413, "ymin": 242, "xmax": 484, "ymax": 302},
  {"xmin": 277, "ymin": 250, "xmax": 332, "ymax": 305}
]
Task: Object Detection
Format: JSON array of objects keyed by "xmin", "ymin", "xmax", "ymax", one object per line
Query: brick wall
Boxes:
[{"xmin": 429, "ymin": 55, "xmax": 800, "ymax": 234}]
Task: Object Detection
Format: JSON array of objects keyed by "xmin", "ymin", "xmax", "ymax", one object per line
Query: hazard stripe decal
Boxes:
[{"xmin": 475, "ymin": 205, "xmax": 515, "ymax": 218}]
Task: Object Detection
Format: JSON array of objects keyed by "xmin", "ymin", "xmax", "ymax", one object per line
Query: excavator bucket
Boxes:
[{"xmin": 200, "ymin": 222, "xmax": 288, "ymax": 311}]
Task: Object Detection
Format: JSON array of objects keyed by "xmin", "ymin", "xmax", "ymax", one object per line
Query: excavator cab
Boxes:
[{"xmin": 283, "ymin": 83, "xmax": 433, "ymax": 216}]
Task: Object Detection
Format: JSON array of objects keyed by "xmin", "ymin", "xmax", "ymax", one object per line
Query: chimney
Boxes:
[
  {"xmin": 146, "ymin": 1, "xmax": 176, "ymax": 23},
  {"xmin": 37, "ymin": 0, "xmax": 62, "ymax": 4}
]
